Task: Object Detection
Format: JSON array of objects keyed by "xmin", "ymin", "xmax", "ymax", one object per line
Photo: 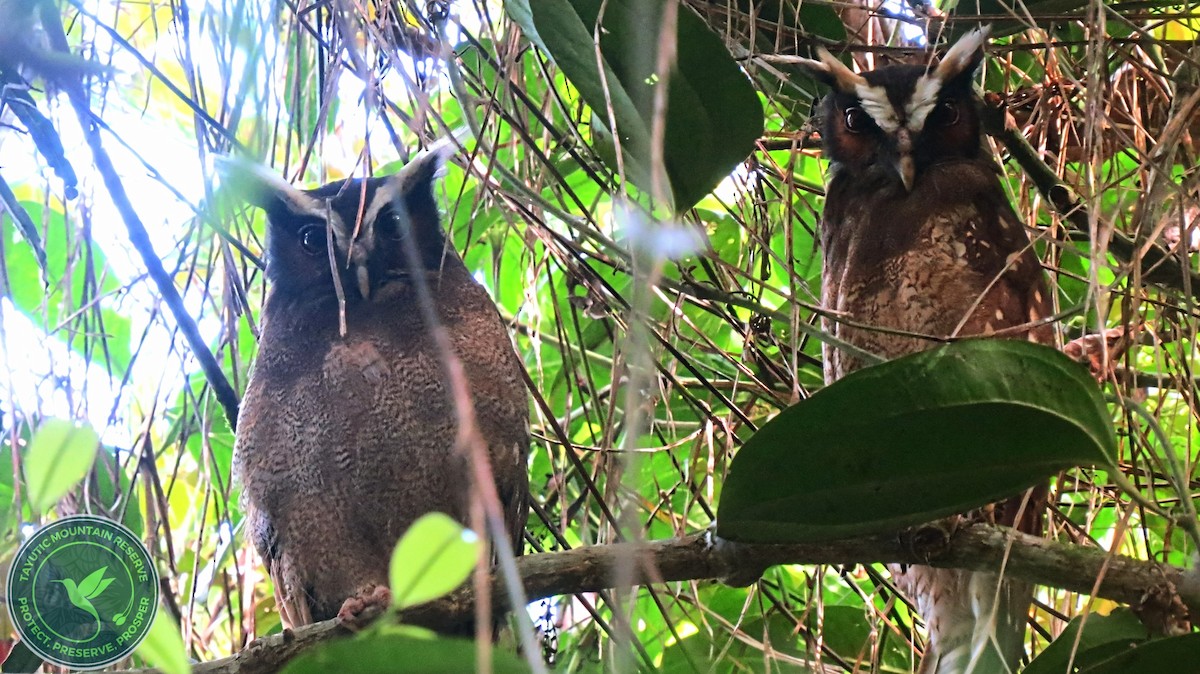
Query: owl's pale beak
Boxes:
[
  {"xmin": 894, "ymin": 129, "xmax": 915, "ymax": 192},
  {"xmin": 356, "ymin": 264, "xmax": 371, "ymax": 300},
  {"xmin": 896, "ymin": 155, "xmax": 916, "ymax": 192}
]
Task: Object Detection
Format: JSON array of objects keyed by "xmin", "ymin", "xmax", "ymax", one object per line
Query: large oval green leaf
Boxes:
[
  {"xmin": 25, "ymin": 419, "xmax": 99, "ymax": 515},
  {"xmin": 1024, "ymin": 608, "xmax": 1149, "ymax": 674},
  {"xmin": 717, "ymin": 340, "xmax": 1116, "ymax": 542},
  {"xmin": 280, "ymin": 633, "xmax": 530, "ymax": 674},
  {"xmin": 134, "ymin": 612, "xmax": 189, "ymax": 674},
  {"xmin": 389, "ymin": 512, "xmax": 481, "ymax": 610},
  {"xmin": 506, "ymin": 0, "xmax": 763, "ymax": 213},
  {"xmin": 1078, "ymin": 633, "xmax": 1200, "ymax": 673}
]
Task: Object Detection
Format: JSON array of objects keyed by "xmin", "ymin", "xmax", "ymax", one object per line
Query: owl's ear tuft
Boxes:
[
  {"xmin": 795, "ymin": 47, "xmax": 866, "ymax": 94},
  {"xmin": 933, "ymin": 25, "xmax": 990, "ymax": 84},
  {"xmin": 218, "ymin": 156, "xmax": 322, "ymax": 222},
  {"xmin": 379, "ymin": 141, "xmax": 456, "ymax": 247},
  {"xmin": 390, "ymin": 140, "xmax": 456, "ymax": 194}
]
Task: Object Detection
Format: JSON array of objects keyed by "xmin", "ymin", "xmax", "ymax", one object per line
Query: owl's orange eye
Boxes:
[
  {"xmin": 843, "ymin": 106, "xmax": 871, "ymax": 133},
  {"xmin": 932, "ymin": 100, "xmax": 960, "ymax": 126},
  {"xmin": 299, "ymin": 225, "xmax": 327, "ymax": 256}
]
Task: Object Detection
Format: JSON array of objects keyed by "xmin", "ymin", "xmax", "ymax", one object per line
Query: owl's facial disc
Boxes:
[
  {"xmin": 815, "ymin": 26, "xmax": 989, "ymax": 192},
  {"xmin": 853, "ymin": 74, "xmax": 950, "ymax": 192},
  {"xmin": 330, "ymin": 195, "xmax": 383, "ymax": 301},
  {"xmin": 248, "ymin": 143, "xmax": 452, "ymax": 303}
]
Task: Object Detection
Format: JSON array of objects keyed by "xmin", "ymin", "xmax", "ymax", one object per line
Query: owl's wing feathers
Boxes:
[
  {"xmin": 955, "ymin": 176, "xmax": 1053, "ymax": 344},
  {"xmin": 453, "ymin": 286, "xmax": 533, "ymax": 557},
  {"xmin": 894, "ymin": 174, "xmax": 1051, "ymax": 674},
  {"xmin": 901, "ymin": 566, "xmax": 1030, "ymax": 674}
]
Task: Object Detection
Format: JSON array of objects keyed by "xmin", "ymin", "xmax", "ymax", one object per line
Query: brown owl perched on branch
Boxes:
[
  {"xmin": 797, "ymin": 28, "xmax": 1053, "ymax": 674},
  {"xmin": 233, "ymin": 145, "xmax": 530, "ymax": 629}
]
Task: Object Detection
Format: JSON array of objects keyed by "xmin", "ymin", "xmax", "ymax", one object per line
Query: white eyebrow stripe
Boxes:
[
  {"xmin": 274, "ymin": 187, "xmax": 325, "ymax": 221},
  {"xmin": 324, "ymin": 208, "xmax": 357, "ymax": 259},
  {"xmin": 363, "ymin": 180, "xmax": 399, "ymax": 234},
  {"xmin": 854, "ymin": 83, "xmax": 900, "ymax": 133},
  {"xmin": 935, "ymin": 26, "xmax": 989, "ymax": 81},
  {"xmin": 906, "ymin": 75, "xmax": 943, "ymax": 131},
  {"xmin": 307, "ymin": 188, "xmax": 363, "ymax": 261}
]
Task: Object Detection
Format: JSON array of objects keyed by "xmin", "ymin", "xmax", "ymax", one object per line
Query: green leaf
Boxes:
[
  {"xmin": 1, "ymin": 640, "xmax": 44, "ymax": 673},
  {"xmin": 24, "ymin": 419, "xmax": 99, "ymax": 514},
  {"xmin": 506, "ymin": 0, "xmax": 763, "ymax": 212},
  {"xmin": 280, "ymin": 633, "xmax": 531, "ymax": 674},
  {"xmin": 75, "ymin": 566, "xmax": 109, "ymax": 598},
  {"xmin": 717, "ymin": 340, "xmax": 1116, "ymax": 542},
  {"xmin": 1025, "ymin": 608, "xmax": 1149, "ymax": 674},
  {"xmin": 2, "ymin": 201, "xmax": 133, "ymax": 371},
  {"xmin": 1079, "ymin": 633, "xmax": 1200, "ymax": 673},
  {"xmin": 389, "ymin": 512, "xmax": 481, "ymax": 610},
  {"xmin": 135, "ymin": 612, "xmax": 190, "ymax": 674}
]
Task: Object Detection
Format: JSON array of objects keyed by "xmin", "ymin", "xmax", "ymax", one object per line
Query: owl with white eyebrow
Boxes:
[{"xmin": 797, "ymin": 28, "xmax": 1053, "ymax": 674}]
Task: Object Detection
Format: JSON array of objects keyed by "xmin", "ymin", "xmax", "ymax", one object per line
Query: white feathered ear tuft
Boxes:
[
  {"xmin": 933, "ymin": 25, "xmax": 991, "ymax": 83},
  {"xmin": 384, "ymin": 139, "xmax": 456, "ymax": 196},
  {"xmin": 217, "ymin": 155, "xmax": 321, "ymax": 217},
  {"xmin": 791, "ymin": 47, "xmax": 867, "ymax": 94}
]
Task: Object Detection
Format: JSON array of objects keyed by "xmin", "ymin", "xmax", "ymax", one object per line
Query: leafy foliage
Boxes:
[
  {"xmin": 280, "ymin": 632, "xmax": 531, "ymax": 674},
  {"xmin": 135, "ymin": 613, "xmax": 191, "ymax": 674},
  {"xmin": 23, "ymin": 419, "xmax": 99, "ymax": 514},
  {"xmin": 506, "ymin": 0, "xmax": 764, "ymax": 212}
]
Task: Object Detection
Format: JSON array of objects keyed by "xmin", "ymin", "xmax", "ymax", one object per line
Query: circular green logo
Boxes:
[{"xmin": 6, "ymin": 515, "xmax": 159, "ymax": 670}]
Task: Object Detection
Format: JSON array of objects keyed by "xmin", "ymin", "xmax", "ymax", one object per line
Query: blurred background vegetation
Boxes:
[{"xmin": 1, "ymin": 0, "xmax": 1199, "ymax": 671}]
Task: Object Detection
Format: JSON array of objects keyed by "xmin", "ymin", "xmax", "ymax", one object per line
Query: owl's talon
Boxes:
[
  {"xmin": 1062, "ymin": 326, "xmax": 1135, "ymax": 382},
  {"xmin": 973, "ymin": 503, "xmax": 997, "ymax": 526},
  {"xmin": 908, "ymin": 518, "xmax": 957, "ymax": 561},
  {"xmin": 336, "ymin": 585, "xmax": 393, "ymax": 630}
]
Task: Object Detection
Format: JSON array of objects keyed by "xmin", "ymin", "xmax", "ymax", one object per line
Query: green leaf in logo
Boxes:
[{"xmin": 76, "ymin": 566, "xmax": 115, "ymax": 600}]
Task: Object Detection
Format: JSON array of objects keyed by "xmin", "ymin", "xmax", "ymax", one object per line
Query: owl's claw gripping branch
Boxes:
[{"xmin": 335, "ymin": 586, "xmax": 393, "ymax": 631}]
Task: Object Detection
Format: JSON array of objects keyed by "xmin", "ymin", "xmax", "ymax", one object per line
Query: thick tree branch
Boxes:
[{"xmin": 125, "ymin": 524, "xmax": 1199, "ymax": 674}]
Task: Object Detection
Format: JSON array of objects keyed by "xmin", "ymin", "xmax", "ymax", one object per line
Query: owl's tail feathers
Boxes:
[{"xmin": 919, "ymin": 572, "xmax": 1032, "ymax": 674}]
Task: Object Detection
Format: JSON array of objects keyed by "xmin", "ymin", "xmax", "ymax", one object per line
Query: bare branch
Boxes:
[{"xmin": 124, "ymin": 524, "xmax": 1198, "ymax": 674}]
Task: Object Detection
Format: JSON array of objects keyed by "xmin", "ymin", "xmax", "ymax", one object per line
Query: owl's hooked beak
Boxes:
[
  {"xmin": 356, "ymin": 264, "xmax": 372, "ymax": 301},
  {"xmin": 896, "ymin": 155, "xmax": 915, "ymax": 192},
  {"xmin": 344, "ymin": 229, "xmax": 376, "ymax": 301},
  {"xmin": 894, "ymin": 129, "xmax": 915, "ymax": 192}
]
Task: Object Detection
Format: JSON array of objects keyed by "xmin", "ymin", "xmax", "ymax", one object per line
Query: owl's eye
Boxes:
[
  {"xmin": 382, "ymin": 212, "xmax": 405, "ymax": 241},
  {"xmin": 932, "ymin": 100, "xmax": 960, "ymax": 126},
  {"xmin": 843, "ymin": 106, "xmax": 871, "ymax": 133},
  {"xmin": 298, "ymin": 225, "xmax": 327, "ymax": 256}
]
